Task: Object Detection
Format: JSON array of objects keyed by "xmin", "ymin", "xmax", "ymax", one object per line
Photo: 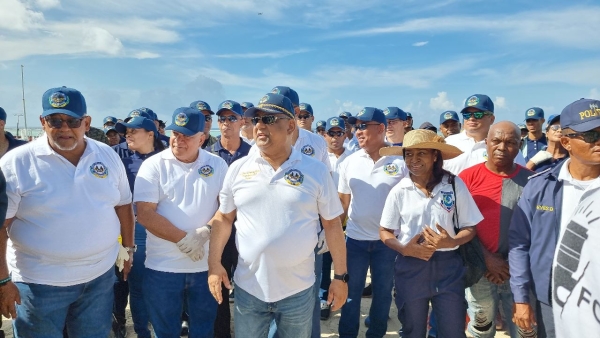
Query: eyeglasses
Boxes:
[
  {"xmin": 565, "ymin": 130, "xmax": 600, "ymax": 144},
  {"xmin": 204, "ymin": 115, "xmax": 212, "ymax": 122},
  {"xmin": 462, "ymin": 111, "xmax": 493, "ymax": 120},
  {"xmin": 217, "ymin": 115, "xmax": 239, "ymax": 123},
  {"xmin": 250, "ymin": 115, "xmax": 290, "ymax": 126},
  {"xmin": 45, "ymin": 116, "xmax": 84, "ymax": 129},
  {"xmin": 355, "ymin": 123, "xmax": 380, "ymax": 130},
  {"xmin": 548, "ymin": 125, "xmax": 561, "ymax": 131},
  {"xmin": 327, "ymin": 130, "xmax": 345, "ymax": 137},
  {"xmin": 296, "ymin": 114, "xmax": 311, "ymax": 120}
]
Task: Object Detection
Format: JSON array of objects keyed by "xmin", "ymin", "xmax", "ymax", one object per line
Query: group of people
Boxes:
[{"xmin": 0, "ymin": 84, "xmax": 597, "ymax": 338}]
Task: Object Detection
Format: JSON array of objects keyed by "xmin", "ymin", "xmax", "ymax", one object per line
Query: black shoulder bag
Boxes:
[{"xmin": 450, "ymin": 176, "xmax": 487, "ymax": 288}]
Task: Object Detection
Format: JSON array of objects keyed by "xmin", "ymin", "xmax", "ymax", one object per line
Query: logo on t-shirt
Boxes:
[
  {"xmin": 284, "ymin": 169, "xmax": 304, "ymax": 186},
  {"xmin": 199, "ymin": 165, "xmax": 214, "ymax": 177},
  {"xmin": 90, "ymin": 162, "xmax": 108, "ymax": 178},
  {"xmin": 440, "ymin": 191, "xmax": 455, "ymax": 212},
  {"xmin": 383, "ymin": 163, "xmax": 399, "ymax": 176},
  {"xmin": 301, "ymin": 145, "xmax": 315, "ymax": 156}
]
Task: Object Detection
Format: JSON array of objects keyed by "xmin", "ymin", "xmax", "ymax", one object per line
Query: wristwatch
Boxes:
[
  {"xmin": 125, "ymin": 245, "xmax": 137, "ymax": 253},
  {"xmin": 333, "ymin": 273, "xmax": 350, "ymax": 283}
]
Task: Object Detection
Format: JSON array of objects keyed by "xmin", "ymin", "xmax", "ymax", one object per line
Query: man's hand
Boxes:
[
  {"xmin": 122, "ymin": 252, "xmax": 133, "ymax": 281},
  {"xmin": 423, "ymin": 224, "xmax": 457, "ymax": 250},
  {"xmin": 327, "ymin": 279, "xmax": 348, "ymax": 312},
  {"xmin": 177, "ymin": 227, "xmax": 210, "ymax": 262},
  {"xmin": 208, "ymin": 264, "xmax": 231, "ymax": 304},
  {"xmin": 403, "ymin": 234, "xmax": 436, "ymax": 261},
  {"xmin": 0, "ymin": 282, "xmax": 20, "ymax": 319},
  {"xmin": 513, "ymin": 302, "xmax": 536, "ymax": 331},
  {"xmin": 483, "ymin": 252, "xmax": 510, "ymax": 284},
  {"xmin": 316, "ymin": 230, "xmax": 329, "ymax": 255}
]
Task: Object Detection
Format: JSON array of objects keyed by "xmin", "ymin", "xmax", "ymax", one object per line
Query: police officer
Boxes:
[
  {"xmin": 522, "ymin": 107, "xmax": 547, "ymax": 162},
  {"xmin": 384, "ymin": 107, "xmax": 407, "ymax": 146},
  {"xmin": 315, "ymin": 120, "xmax": 326, "ymax": 136},
  {"xmin": 439, "ymin": 111, "xmax": 461, "ymax": 138},
  {"xmin": 190, "ymin": 100, "xmax": 218, "ymax": 149},
  {"xmin": 296, "ymin": 103, "xmax": 315, "ymax": 131}
]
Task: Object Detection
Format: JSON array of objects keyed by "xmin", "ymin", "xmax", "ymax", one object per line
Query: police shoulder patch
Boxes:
[
  {"xmin": 199, "ymin": 165, "xmax": 214, "ymax": 177},
  {"xmin": 284, "ymin": 169, "xmax": 304, "ymax": 186},
  {"xmin": 440, "ymin": 191, "xmax": 455, "ymax": 212},
  {"xmin": 90, "ymin": 162, "xmax": 108, "ymax": 178}
]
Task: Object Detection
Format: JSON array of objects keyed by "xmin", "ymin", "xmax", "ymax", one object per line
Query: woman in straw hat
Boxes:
[{"xmin": 379, "ymin": 130, "xmax": 484, "ymax": 338}]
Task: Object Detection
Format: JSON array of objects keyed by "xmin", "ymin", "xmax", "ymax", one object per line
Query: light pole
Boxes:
[{"xmin": 14, "ymin": 114, "xmax": 23, "ymax": 139}]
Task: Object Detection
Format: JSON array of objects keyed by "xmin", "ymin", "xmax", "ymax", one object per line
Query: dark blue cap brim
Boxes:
[
  {"xmin": 165, "ymin": 124, "xmax": 201, "ymax": 136},
  {"xmin": 115, "ymin": 122, "xmax": 146, "ymax": 134},
  {"xmin": 347, "ymin": 117, "xmax": 357, "ymax": 125},
  {"xmin": 460, "ymin": 106, "xmax": 493, "ymax": 115},
  {"xmin": 525, "ymin": 117, "xmax": 543, "ymax": 120},
  {"xmin": 547, "ymin": 115, "xmax": 560, "ymax": 126},
  {"xmin": 42, "ymin": 109, "xmax": 83, "ymax": 119},
  {"xmin": 566, "ymin": 119, "xmax": 600, "ymax": 133},
  {"xmin": 217, "ymin": 108, "xmax": 243, "ymax": 116},
  {"xmin": 441, "ymin": 118, "xmax": 460, "ymax": 123},
  {"xmin": 244, "ymin": 106, "xmax": 294, "ymax": 119}
]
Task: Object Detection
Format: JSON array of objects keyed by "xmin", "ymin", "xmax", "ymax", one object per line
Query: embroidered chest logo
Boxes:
[
  {"xmin": 199, "ymin": 165, "xmax": 214, "ymax": 177},
  {"xmin": 301, "ymin": 145, "xmax": 315, "ymax": 156},
  {"xmin": 284, "ymin": 169, "xmax": 304, "ymax": 186},
  {"xmin": 440, "ymin": 191, "xmax": 455, "ymax": 212},
  {"xmin": 383, "ymin": 163, "xmax": 399, "ymax": 176},
  {"xmin": 90, "ymin": 162, "xmax": 108, "ymax": 178},
  {"xmin": 240, "ymin": 170, "xmax": 259, "ymax": 180}
]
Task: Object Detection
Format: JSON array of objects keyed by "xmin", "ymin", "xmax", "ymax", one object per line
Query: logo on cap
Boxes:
[
  {"xmin": 301, "ymin": 145, "xmax": 315, "ymax": 157},
  {"xmin": 199, "ymin": 165, "xmax": 214, "ymax": 177},
  {"xmin": 284, "ymin": 169, "xmax": 304, "ymax": 186},
  {"xmin": 527, "ymin": 109, "xmax": 536, "ymax": 117},
  {"xmin": 271, "ymin": 87, "xmax": 281, "ymax": 94},
  {"xmin": 579, "ymin": 103, "xmax": 600, "ymax": 120},
  {"xmin": 196, "ymin": 102, "xmax": 208, "ymax": 111},
  {"xmin": 383, "ymin": 163, "xmax": 399, "ymax": 176},
  {"xmin": 384, "ymin": 108, "xmax": 392, "ymax": 115},
  {"xmin": 440, "ymin": 191, "xmax": 455, "ymax": 212},
  {"xmin": 175, "ymin": 113, "xmax": 189, "ymax": 126},
  {"xmin": 49, "ymin": 92, "xmax": 69, "ymax": 108},
  {"xmin": 299, "ymin": 103, "xmax": 307, "ymax": 110},
  {"xmin": 259, "ymin": 95, "xmax": 269, "ymax": 104},
  {"xmin": 90, "ymin": 162, "xmax": 108, "ymax": 178},
  {"xmin": 357, "ymin": 109, "xmax": 366, "ymax": 116},
  {"xmin": 330, "ymin": 119, "xmax": 340, "ymax": 126},
  {"xmin": 444, "ymin": 112, "xmax": 454, "ymax": 119},
  {"xmin": 130, "ymin": 110, "xmax": 141, "ymax": 117},
  {"xmin": 466, "ymin": 96, "xmax": 479, "ymax": 107},
  {"xmin": 222, "ymin": 101, "xmax": 233, "ymax": 109}
]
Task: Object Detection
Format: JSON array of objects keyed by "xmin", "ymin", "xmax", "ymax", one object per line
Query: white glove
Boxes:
[
  {"xmin": 176, "ymin": 225, "xmax": 211, "ymax": 262},
  {"xmin": 530, "ymin": 150, "xmax": 553, "ymax": 165},
  {"xmin": 115, "ymin": 246, "xmax": 130, "ymax": 272},
  {"xmin": 316, "ymin": 230, "xmax": 329, "ymax": 255}
]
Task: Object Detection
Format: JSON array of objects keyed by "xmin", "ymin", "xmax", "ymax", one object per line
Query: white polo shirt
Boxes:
[
  {"xmin": 134, "ymin": 148, "xmax": 228, "ymax": 273},
  {"xmin": 219, "ymin": 148, "xmax": 343, "ymax": 302},
  {"xmin": 380, "ymin": 175, "xmax": 483, "ymax": 251},
  {"xmin": 344, "ymin": 136, "xmax": 360, "ymax": 152},
  {"xmin": 444, "ymin": 131, "xmax": 526, "ymax": 174},
  {"xmin": 328, "ymin": 148, "xmax": 353, "ymax": 187},
  {"xmin": 338, "ymin": 149, "xmax": 408, "ymax": 241},
  {"xmin": 0, "ymin": 136, "xmax": 132, "ymax": 286}
]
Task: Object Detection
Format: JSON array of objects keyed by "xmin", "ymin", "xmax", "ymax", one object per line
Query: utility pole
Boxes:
[
  {"xmin": 14, "ymin": 114, "xmax": 23, "ymax": 139},
  {"xmin": 21, "ymin": 65, "xmax": 28, "ymax": 138}
]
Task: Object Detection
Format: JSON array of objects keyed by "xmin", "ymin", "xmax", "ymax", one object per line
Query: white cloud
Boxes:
[
  {"xmin": 0, "ymin": 0, "xmax": 44, "ymax": 31},
  {"xmin": 82, "ymin": 27, "xmax": 123, "ymax": 55},
  {"xmin": 134, "ymin": 51, "xmax": 161, "ymax": 59},
  {"xmin": 429, "ymin": 91, "xmax": 454, "ymax": 111},
  {"xmin": 412, "ymin": 41, "xmax": 428, "ymax": 47},
  {"xmin": 495, "ymin": 96, "xmax": 507, "ymax": 109},
  {"xmin": 215, "ymin": 49, "xmax": 310, "ymax": 59},
  {"xmin": 590, "ymin": 88, "xmax": 600, "ymax": 100},
  {"xmin": 34, "ymin": 0, "xmax": 60, "ymax": 9}
]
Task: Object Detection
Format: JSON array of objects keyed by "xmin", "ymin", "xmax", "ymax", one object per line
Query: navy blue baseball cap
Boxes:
[
  {"xmin": 271, "ymin": 86, "xmax": 299, "ymax": 107},
  {"xmin": 461, "ymin": 94, "xmax": 494, "ymax": 114},
  {"xmin": 103, "ymin": 116, "xmax": 118, "ymax": 125},
  {"xmin": 190, "ymin": 101, "xmax": 214, "ymax": 115},
  {"xmin": 518, "ymin": 123, "xmax": 527, "ymax": 130},
  {"xmin": 138, "ymin": 107, "xmax": 157, "ymax": 120},
  {"xmin": 115, "ymin": 116, "xmax": 158, "ymax": 137},
  {"xmin": 440, "ymin": 111, "xmax": 460, "ymax": 124},
  {"xmin": 42, "ymin": 86, "xmax": 87, "ymax": 118},
  {"xmin": 316, "ymin": 120, "xmax": 326, "ymax": 129},
  {"xmin": 339, "ymin": 111, "xmax": 352, "ymax": 119},
  {"xmin": 420, "ymin": 122, "xmax": 437, "ymax": 133},
  {"xmin": 299, "ymin": 103, "xmax": 314, "ymax": 116},
  {"xmin": 525, "ymin": 107, "xmax": 544, "ymax": 120},
  {"xmin": 348, "ymin": 107, "xmax": 387, "ymax": 127},
  {"xmin": 217, "ymin": 100, "xmax": 243, "ymax": 116},
  {"xmin": 326, "ymin": 117, "xmax": 345, "ymax": 131},
  {"xmin": 547, "ymin": 114, "xmax": 560, "ymax": 126},
  {"xmin": 406, "ymin": 112, "xmax": 413, "ymax": 118},
  {"xmin": 0, "ymin": 107, "xmax": 6, "ymax": 121},
  {"xmin": 240, "ymin": 102, "xmax": 254, "ymax": 109},
  {"xmin": 165, "ymin": 107, "xmax": 205, "ymax": 136},
  {"xmin": 103, "ymin": 126, "xmax": 118, "ymax": 134},
  {"xmin": 383, "ymin": 107, "xmax": 407, "ymax": 121},
  {"xmin": 561, "ymin": 99, "xmax": 600, "ymax": 132},
  {"xmin": 127, "ymin": 109, "xmax": 151, "ymax": 120},
  {"xmin": 244, "ymin": 93, "xmax": 295, "ymax": 119}
]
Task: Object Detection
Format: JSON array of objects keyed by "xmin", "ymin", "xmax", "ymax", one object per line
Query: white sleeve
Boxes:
[
  {"xmin": 337, "ymin": 159, "xmax": 351, "ymax": 194},
  {"xmin": 319, "ymin": 145, "xmax": 332, "ymax": 173},
  {"xmin": 133, "ymin": 159, "xmax": 160, "ymax": 204},
  {"xmin": 455, "ymin": 177, "xmax": 483, "ymax": 228},
  {"xmin": 317, "ymin": 167, "xmax": 343, "ymax": 220},
  {"xmin": 219, "ymin": 162, "xmax": 238, "ymax": 214},
  {"xmin": 0, "ymin": 156, "xmax": 21, "ymax": 219},
  {"xmin": 380, "ymin": 186, "xmax": 402, "ymax": 231}
]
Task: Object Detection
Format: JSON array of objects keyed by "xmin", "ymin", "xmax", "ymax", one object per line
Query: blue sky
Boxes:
[{"xmin": 1, "ymin": 0, "xmax": 599, "ymax": 129}]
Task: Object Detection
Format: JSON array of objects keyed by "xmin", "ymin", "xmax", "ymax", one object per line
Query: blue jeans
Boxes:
[
  {"xmin": 235, "ymin": 285, "xmax": 314, "ymax": 338},
  {"xmin": 466, "ymin": 276, "xmax": 520, "ymax": 338},
  {"xmin": 13, "ymin": 267, "xmax": 115, "ymax": 338},
  {"xmin": 128, "ymin": 222, "xmax": 151, "ymax": 338},
  {"xmin": 338, "ymin": 237, "xmax": 396, "ymax": 338},
  {"xmin": 144, "ymin": 269, "xmax": 217, "ymax": 338}
]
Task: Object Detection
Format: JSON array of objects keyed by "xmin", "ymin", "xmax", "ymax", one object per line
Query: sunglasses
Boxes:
[
  {"xmin": 327, "ymin": 130, "xmax": 345, "ymax": 137},
  {"xmin": 565, "ymin": 130, "xmax": 600, "ymax": 144},
  {"xmin": 217, "ymin": 115, "xmax": 239, "ymax": 123},
  {"xmin": 462, "ymin": 111, "xmax": 493, "ymax": 120},
  {"xmin": 355, "ymin": 123, "xmax": 380, "ymax": 131},
  {"xmin": 250, "ymin": 115, "xmax": 290, "ymax": 126},
  {"xmin": 297, "ymin": 114, "xmax": 312, "ymax": 120},
  {"xmin": 204, "ymin": 115, "xmax": 212, "ymax": 122},
  {"xmin": 45, "ymin": 116, "xmax": 84, "ymax": 129},
  {"xmin": 548, "ymin": 125, "xmax": 561, "ymax": 131}
]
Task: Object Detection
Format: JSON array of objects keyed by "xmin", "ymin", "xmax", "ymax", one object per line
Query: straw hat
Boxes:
[{"xmin": 379, "ymin": 129, "xmax": 463, "ymax": 160}]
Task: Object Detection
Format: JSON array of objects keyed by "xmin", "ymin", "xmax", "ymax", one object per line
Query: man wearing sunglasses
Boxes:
[
  {"xmin": 315, "ymin": 120, "xmax": 326, "ymax": 136},
  {"xmin": 190, "ymin": 100, "xmax": 218, "ymax": 150},
  {"xmin": 208, "ymin": 93, "xmax": 348, "ymax": 338},
  {"xmin": 207, "ymin": 100, "xmax": 252, "ymax": 338},
  {"xmin": 0, "ymin": 86, "xmax": 135, "ymax": 337},
  {"xmin": 240, "ymin": 102, "xmax": 255, "ymax": 145},
  {"xmin": 384, "ymin": 107, "xmax": 407, "ymax": 146},
  {"xmin": 338, "ymin": 107, "xmax": 408, "ymax": 338},
  {"xmin": 510, "ymin": 98, "xmax": 600, "ymax": 338},
  {"xmin": 296, "ymin": 103, "xmax": 315, "ymax": 131}
]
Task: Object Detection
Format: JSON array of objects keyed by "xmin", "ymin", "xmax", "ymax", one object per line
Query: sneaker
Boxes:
[
  {"xmin": 320, "ymin": 300, "xmax": 331, "ymax": 320},
  {"xmin": 362, "ymin": 283, "xmax": 372, "ymax": 297},
  {"xmin": 229, "ymin": 289, "xmax": 235, "ymax": 303},
  {"xmin": 181, "ymin": 320, "xmax": 189, "ymax": 336}
]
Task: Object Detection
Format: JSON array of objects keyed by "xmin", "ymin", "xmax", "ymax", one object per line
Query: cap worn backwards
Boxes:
[
  {"xmin": 190, "ymin": 101, "xmax": 214, "ymax": 115},
  {"xmin": 325, "ymin": 117, "xmax": 345, "ymax": 131},
  {"xmin": 244, "ymin": 93, "xmax": 295, "ymax": 119},
  {"xmin": 42, "ymin": 86, "xmax": 87, "ymax": 118},
  {"xmin": 270, "ymin": 86, "xmax": 299, "ymax": 107},
  {"xmin": 383, "ymin": 107, "xmax": 407, "ymax": 121},
  {"xmin": 217, "ymin": 100, "xmax": 243, "ymax": 116},
  {"xmin": 165, "ymin": 107, "xmax": 206, "ymax": 136},
  {"xmin": 460, "ymin": 94, "xmax": 494, "ymax": 114},
  {"xmin": 560, "ymin": 99, "xmax": 600, "ymax": 132},
  {"xmin": 439, "ymin": 111, "xmax": 460, "ymax": 124}
]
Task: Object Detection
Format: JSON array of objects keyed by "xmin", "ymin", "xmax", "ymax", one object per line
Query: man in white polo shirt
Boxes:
[
  {"xmin": 208, "ymin": 93, "xmax": 348, "ymax": 338},
  {"xmin": 0, "ymin": 86, "xmax": 135, "ymax": 337},
  {"xmin": 134, "ymin": 107, "xmax": 228, "ymax": 337},
  {"xmin": 338, "ymin": 107, "xmax": 408, "ymax": 338}
]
